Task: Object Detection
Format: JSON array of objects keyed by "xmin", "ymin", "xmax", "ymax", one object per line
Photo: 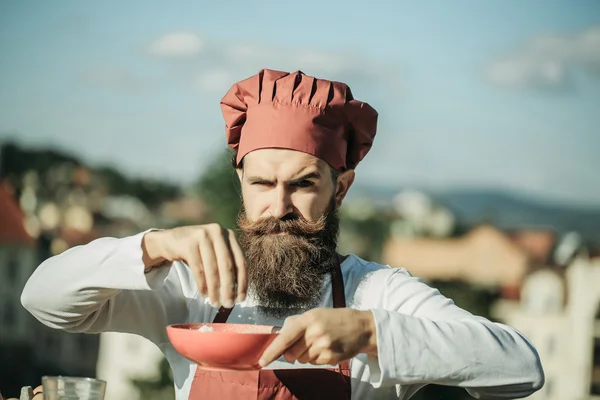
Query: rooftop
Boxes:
[{"xmin": 0, "ymin": 182, "xmax": 34, "ymax": 246}]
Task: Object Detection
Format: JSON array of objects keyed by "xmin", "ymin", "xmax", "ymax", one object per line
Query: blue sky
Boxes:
[{"xmin": 1, "ymin": 1, "xmax": 599, "ymax": 207}]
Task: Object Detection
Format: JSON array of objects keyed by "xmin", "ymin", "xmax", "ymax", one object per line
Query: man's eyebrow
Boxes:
[
  {"xmin": 246, "ymin": 172, "xmax": 321, "ymax": 184},
  {"xmin": 246, "ymin": 175, "xmax": 274, "ymax": 183},
  {"xmin": 288, "ymin": 171, "xmax": 321, "ymax": 183}
]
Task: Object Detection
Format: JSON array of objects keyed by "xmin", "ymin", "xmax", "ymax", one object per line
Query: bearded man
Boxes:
[{"xmin": 22, "ymin": 69, "xmax": 544, "ymax": 399}]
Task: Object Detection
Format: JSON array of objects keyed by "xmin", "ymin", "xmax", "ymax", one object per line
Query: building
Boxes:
[
  {"xmin": 492, "ymin": 254, "xmax": 600, "ymax": 399},
  {"xmin": 381, "ymin": 225, "xmax": 550, "ymax": 288},
  {"xmin": 0, "ymin": 183, "xmax": 99, "ymax": 397},
  {"xmin": 0, "ymin": 182, "xmax": 37, "ymax": 353},
  {"xmin": 0, "ymin": 145, "xmax": 182, "ymax": 398}
]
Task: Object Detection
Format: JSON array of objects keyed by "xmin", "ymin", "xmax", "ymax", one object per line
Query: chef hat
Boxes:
[{"xmin": 220, "ymin": 69, "xmax": 378, "ymax": 171}]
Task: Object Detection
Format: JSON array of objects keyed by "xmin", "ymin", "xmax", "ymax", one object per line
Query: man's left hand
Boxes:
[
  {"xmin": 5, "ymin": 385, "xmax": 42, "ymax": 400},
  {"xmin": 259, "ymin": 308, "xmax": 378, "ymax": 367}
]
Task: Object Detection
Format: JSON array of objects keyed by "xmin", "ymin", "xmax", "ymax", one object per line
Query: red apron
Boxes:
[{"xmin": 188, "ymin": 260, "xmax": 352, "ymax": 399}]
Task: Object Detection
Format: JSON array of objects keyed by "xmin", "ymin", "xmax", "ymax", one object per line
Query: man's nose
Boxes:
[{"xmin": 269, "ymin": 186, "xmax": 293, "ymax": 219}]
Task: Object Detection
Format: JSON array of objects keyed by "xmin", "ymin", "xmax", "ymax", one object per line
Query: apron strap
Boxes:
[
  {"xmin": 329, "ymin": 256, "xmax": 351, "ymax": 373},
  {"xmin": 331, "ymin": 255, "xmax": 346, "ymax": 308},
  {"xmin": 213, "ymin": 305, "xmax": 233, "ymax": 323}
]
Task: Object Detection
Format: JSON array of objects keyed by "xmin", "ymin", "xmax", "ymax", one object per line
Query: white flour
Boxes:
[{"xmin": 198, "ymin": 325, "xmax": 214, "ymax": 332}]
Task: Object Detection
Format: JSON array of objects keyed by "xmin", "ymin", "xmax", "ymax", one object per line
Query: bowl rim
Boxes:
[{"xmin": 166, "ymin": 322, "xmax": 279, "ymax": 335}]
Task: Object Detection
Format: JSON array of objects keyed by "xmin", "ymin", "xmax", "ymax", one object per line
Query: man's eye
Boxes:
[
  {"xmin": 252, "ymin": 181, "xmax": 272, "ymax": 186},
  {"xmin": 294, "ymin": 180, "xmax": 314, "ymax": 188}
]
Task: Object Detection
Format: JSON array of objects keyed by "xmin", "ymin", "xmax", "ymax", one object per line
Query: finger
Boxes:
[
  {"xmin": 259, "ymin": 317, "xmax": 305, "ymax": 367},
  {"xmin": 199, "ymin": 235, "xmax": 220, "ymax": 307},
  {"xmin": 186, "ymin": 245, "xmax": 207, "ymax": 297},
  {"xmin": 285, "ymin": 336, "xmax": 309, "ymax": 363},
  {"xmin": 297, "ymin": 334, "xmax": 330, "ymax": 364},
  {"xmin": 33, "ymin": 386, "xmax": 43, "ymax": 394},
  {"xmin": 228, "ymin": 229, "xmax": 247, "ymax": 302},
  {"xmin": 296, "ymin": 346, "xmax": 314, "ymax": 364},
  {"xmin": 314, "ymin": 349, "xmax": 337, "ymax": 365},
  {"xmin": 212, "ymin": 229, "xmax": 236, "ymax": 308}
]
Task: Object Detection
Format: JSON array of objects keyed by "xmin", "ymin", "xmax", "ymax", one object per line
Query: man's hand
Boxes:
[
  {"xmin": 259, "ymin": 308, "xmax": 378, "ymax": 367},
  {"xmin": 5, "ymin": 385, "xmax": 42, "ymax": 399},
  {"xmin": 142, "ymin": 225, "xmax": 248, "ymax": 308}
]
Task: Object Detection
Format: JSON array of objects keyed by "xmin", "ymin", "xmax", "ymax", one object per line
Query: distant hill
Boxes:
[{"xmin": 351, "ymin": 185, "xmax": 600, "ymax": 242}]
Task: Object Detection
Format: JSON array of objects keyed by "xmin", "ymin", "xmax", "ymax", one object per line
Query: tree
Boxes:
[
  {"xmin": 130, "ymin": 358, "xmax": 175, "ymax": 400},
  {"xmin": 94, "ymin": 165, "xmax": 181, "ymax": 209},
  {"xmin": 195, "ymin": 148, "xmax": 241, "ymax": 229},
  {"xmin": 0, "ymin": 141, "xmax": 81, "ymax": 179}
]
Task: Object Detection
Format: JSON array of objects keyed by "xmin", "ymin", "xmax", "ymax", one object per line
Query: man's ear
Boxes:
[{"xmin": 334, "ymin": 169, "xmax": 355, "ymax": 209}]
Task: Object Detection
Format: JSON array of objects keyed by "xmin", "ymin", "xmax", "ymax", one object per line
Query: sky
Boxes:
[{"xmin": 1, "ymin": 1, "xmax": 599, "ymax": 207}]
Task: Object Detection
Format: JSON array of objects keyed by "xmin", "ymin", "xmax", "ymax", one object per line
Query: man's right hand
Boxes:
[{"xmin": 142, "ymin": 224, "xmax": 247, "ymax": 309}]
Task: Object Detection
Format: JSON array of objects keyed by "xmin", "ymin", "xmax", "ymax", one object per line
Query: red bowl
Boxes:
[{"xmin": 166, "ymin": 323, "xmax": 279, "ymax": 371}]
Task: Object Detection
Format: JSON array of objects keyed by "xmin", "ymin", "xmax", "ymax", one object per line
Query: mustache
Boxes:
[{"xmin": 237, "ymin": 213, "xmax": 327, "ymax": 236}]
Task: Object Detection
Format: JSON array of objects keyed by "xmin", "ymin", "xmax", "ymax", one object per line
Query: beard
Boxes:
[{"xmin": 236, "ymin": 198, "xmax": 340, "ymax": 318}]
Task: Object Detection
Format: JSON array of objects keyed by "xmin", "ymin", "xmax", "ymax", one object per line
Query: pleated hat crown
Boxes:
[{"xmin": 220, "ymin": 69, "xmax": 378, "ymax": 171}]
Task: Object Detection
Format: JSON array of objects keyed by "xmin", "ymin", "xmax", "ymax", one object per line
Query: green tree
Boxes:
[
  {"xmin": 339, "ymin": 210, "xmax": 392, "ymax": 263},
  {"xmin": 94, "ymin": 165, "xmax": 181, "ymax": 209},
  {"xmin": 0, "ymin": 141, "xmax": 81, "ymax": 178},
  {"xmin": 195, "ymin": 148, "xmax": 241, "ymax": 228},
  {"xmin": 130, "ymin": 358, "xmax": 175, "ymax": 400}
]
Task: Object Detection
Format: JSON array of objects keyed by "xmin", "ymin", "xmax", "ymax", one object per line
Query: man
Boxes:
[{"xmin": 21, "ymin": 69, "xmax": 544, "ymax": 399}]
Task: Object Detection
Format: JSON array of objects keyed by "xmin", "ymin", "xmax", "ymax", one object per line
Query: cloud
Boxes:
[
  {"xmin": 143, "ymin": 31, "xmax": 398, "ymax": 95},
  {"xmin": 222, "ymin": 43, "xmax": 356, "ymax": 76},
  {"xmin": 219, "ymin": 42, "xmax": 377, "ymax": 79},
  {"xmin": 192, "ymin": 40, "xmax": 398, "ymax": 97},
  {"xmin": 485, "ymin": 25, "xmax": 600, "ymax": 90},
  {"xmin": 147, "ymin": 31, "xmax": 205, "ymax": 57},
  {"xmin": 194, "ymin": 69, "xmax": 235, "ymax": 94},
  {"xmin": 88, "ymin": 31, "xmax": 399, "ymax": 97}
]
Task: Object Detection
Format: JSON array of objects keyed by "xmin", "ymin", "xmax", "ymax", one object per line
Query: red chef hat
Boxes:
[{"xmin": 220, "ymin": 69, "xmax": 378, "ymax": 171}]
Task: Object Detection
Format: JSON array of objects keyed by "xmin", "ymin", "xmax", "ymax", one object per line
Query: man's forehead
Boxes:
[{"xmin": 243, "ymin": 149, "xmax": 329, "ymax": 176}]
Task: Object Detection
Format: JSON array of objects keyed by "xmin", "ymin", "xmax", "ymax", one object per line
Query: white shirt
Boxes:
[{"xmin": 21, "ymin": 231, "xmax": 544, "ymax": 399}]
